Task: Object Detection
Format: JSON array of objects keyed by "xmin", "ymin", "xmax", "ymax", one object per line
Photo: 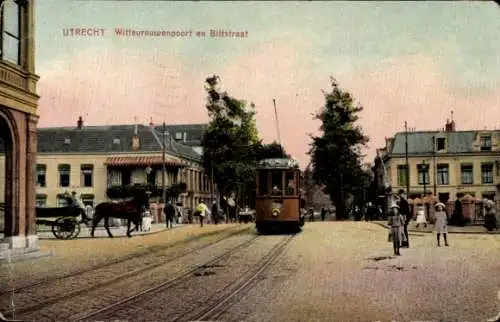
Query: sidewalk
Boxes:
[
  {"xmin": 37, "ymin": 223, "xmax": 179, "ymax": 239},
  {"xmin": 372, "ymin": 221, "xmax": 500, "ymax": 234}
]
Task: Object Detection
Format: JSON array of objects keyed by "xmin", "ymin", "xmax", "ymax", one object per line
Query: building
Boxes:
[
  {"xmin": 0, "ymin": 0, "xmax": 40, "ymax": 251},
  {"xmin": 1, "ymin": 118, "xmax": 213, "ymax": 216},
  {"xmin": 375, "ymin": 118, "xmax": 500, "ymax": 203},
  {"xmin": 159, "ymin": 123, "xmax": 208, "ymax": 155}
]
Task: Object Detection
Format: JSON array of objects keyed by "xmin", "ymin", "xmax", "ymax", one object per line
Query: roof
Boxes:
[
  {"xmin": 34, "ymin": 124, "xmax": 202, "ymax": 161},
  {"xmin": 388, "ymin": 130, "xmax": 500, "ymax": 155},
  {"xmin": 156, "ymin": 123, "xmax": 208, "ymax": 147},
  {"xmin": 105, "ymin": 156, "xmax": 182, "ymax": 167}
]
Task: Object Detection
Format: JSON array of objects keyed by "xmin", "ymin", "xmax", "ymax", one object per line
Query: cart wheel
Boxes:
[
  {"xmin": 68, "ymin": 221, "xmax": 81, "ymax": 239},
  {"xmin": 52, "ymin": 217, "xmax": 78, "ymax": 240}
]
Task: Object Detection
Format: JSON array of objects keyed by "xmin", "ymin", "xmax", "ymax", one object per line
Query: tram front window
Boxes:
[
  {"xmin": 258, "ymin": 170, "xmax": 268, "ymax": 196},
  {"xmin": 271, "ymin": 171, "xmax": 283, "ymax": 196},
  {"xmin": 285, "ymin": 171, "xmax": 296, "ymax": 195}
]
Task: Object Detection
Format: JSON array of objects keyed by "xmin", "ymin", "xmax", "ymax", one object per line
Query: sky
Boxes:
[{"xmin": 35, "ymin": 1, "xmax": 500, "ymax": 167}]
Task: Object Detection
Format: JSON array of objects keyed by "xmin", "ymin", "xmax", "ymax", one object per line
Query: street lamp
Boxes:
[{"xmin": 421, "ymin": 160, "xmax": 429, "ymax": 197}]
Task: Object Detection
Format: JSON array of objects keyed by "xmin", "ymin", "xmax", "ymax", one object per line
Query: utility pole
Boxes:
[
  {"xmin": 432, "ymin": 136, "xmax": 437, "ymax": 196},
  {"xmin": 161, "ymin": 122, "xmax": 167, "ymax": 204},
  {"xmin": 210, "ymin": 163, "xmax": 214, "ymax": 202},
  {"xmin": 272, "ymin": 99, "xmax": 282, "ymax": 150},
  {"xmin": 404, "ymin": 121, "xmax": 410, "ymax": 195}
]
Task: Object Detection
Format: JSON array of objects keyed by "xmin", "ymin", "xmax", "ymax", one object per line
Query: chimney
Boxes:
[{"xmin": 77, "ymin": 116, "xmax": 83, "ymax": 129}]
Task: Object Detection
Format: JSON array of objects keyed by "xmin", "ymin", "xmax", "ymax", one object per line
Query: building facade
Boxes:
[
  {"xmin": 0, "ymin": 0, "xmax": 40, "ymax": 250},
  {"xmin": 1, "ymin": 119, "xmax": 212, "ymax": 219},
  {"xmin": 375, "ymin": 119, "xmax": 500, "ymax": 203}
]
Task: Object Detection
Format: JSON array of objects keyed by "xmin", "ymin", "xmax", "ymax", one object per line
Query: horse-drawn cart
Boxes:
[{"xmin": 36, "ymin": 206, "xmax": 87, "ymax": 240}]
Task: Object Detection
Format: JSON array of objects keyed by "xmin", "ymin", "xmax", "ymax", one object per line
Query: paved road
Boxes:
[{"xmin": 1, "ymin": 222, "xmax": 499, "ymax": 321}]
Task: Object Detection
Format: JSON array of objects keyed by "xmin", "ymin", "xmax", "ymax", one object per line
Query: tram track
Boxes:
[
  {"xmin": 75, "ymin": 233, "xmax": 296, "ymax": 322},
  {"xmin": 0, "ymin": 226, "xmax": 253, "ymax": 319},
  {"xmin": 0, "ymin": 225, "xmax": 247, "ymax": 296}
]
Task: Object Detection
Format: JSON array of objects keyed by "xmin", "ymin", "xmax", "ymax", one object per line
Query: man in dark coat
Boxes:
[
  {"xmin": 164, "ymin": 201, "xmax": 176, "ymax": 229},
  {"xmin": 451, "ymin": 194, "xmax": 464, "ymax": 226},
  {"xmin": 320, "ymin": 207, "xmax": 326, "ymax": 221},
  {"xmin": 211, "ymin": 201, "xmax": 219, "ymax": 224},
  {"xmin": 398, "ymin": 189, "xmax": 411, "ymax": 248}
]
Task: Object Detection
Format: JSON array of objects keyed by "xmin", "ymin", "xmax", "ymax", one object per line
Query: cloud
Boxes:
[{"xmin": 37, "ymin": 45, "xmax": 500, "ymax": 168}]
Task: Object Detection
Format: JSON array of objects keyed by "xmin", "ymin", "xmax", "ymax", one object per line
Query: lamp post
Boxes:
[{"xmin": 421, "ymin": 160, "xmax": 429, "ymax": 197}]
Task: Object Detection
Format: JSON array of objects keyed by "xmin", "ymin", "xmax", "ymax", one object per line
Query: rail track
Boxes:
[
  {"xmin": 74, "ymin": 233, "xmax": 296, "ymax": 322},
  {"xmin": 0, "ymin": 226, "xmax": 252, "ymax": 318},
  {"xmin": 0, "ymin": 225, "xmax": 247, "ymax": 297}
]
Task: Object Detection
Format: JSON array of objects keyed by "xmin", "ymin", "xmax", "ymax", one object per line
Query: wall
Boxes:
[{"xmin": 386, "ymin": 154, "xmax": 500, "ymax": 200}]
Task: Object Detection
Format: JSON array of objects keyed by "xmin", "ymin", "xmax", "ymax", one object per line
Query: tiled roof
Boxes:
[
  {"xmin": 156, "ymin": 123, "xmax": 208, "ymax": 146},
  {"xmin": 35, "ymin": 124, "xmax": 202, "ymax": 161},
  {"xmin": 388, "ymin": 130, "xmax": 500, "ymax": 155}
]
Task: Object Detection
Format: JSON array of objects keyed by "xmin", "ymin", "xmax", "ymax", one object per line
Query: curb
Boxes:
[{"xmin": 371, "ymin": 222, "xmax": 500, "ymax": 235}]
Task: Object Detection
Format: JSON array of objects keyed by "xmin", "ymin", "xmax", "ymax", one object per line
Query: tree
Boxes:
[
  {"xmin": 254, "ymin": 141, "xmax": 290, "ymax": 160},
  {"xmin": 309, "ymin": 77, "xmax": 369, "ymax": 220},
  {"xmin": 202, "ymin": 75, "xmax": 259, "ymax": 202}
]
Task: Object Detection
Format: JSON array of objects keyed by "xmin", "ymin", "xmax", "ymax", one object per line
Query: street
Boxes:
[{"xmin": 1, "ymin": 222, "xmax": 499, "ymax": 322}]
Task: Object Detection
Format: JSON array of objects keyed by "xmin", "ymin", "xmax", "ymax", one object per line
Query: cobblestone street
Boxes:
[{"xmin": 1, "ymin": 222, "xmax": 499, "ymax": 322}]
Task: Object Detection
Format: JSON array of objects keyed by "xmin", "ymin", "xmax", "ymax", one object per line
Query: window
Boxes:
[
  {"xmin": 417, "ymin": 164, "xmax": 430, "ymax": 185},
  {"xmin": 175, "ymin": 132, "xmax": 182, "ymax": 140},
  {"xmin": 113, "ymin": 138, "xmax": 120, "ymax": 144},
  {"xmin": 58, "ymin": 164, "xmax": 71, "ymax": 187},
  {"xmin": 121, "ymin": 169, "xmax": 131, "ymax": 186},
  {"xmin": 81, "ymin": 164, "xmax": 93, "ymax": 187},
  {"xmin": 57, "ymin": 194, "xmax": 68, "ymax": 207},
  {"xmin": 146, "ymin": 169, "xmax": 156, "ymax": 185},
  {"xmin": 481, "ymin": 163, "xmax": 493, "ymax": 184},
  {"xmin": 64, "ymin": 138, "xmax": 71, "ymax": 144},
  {"xmin": 480, "ymin": 136, "xmax": 492, "ymax": 151},
  {"xmin": 397, "ymin": 165, "xmax": 408, "ymax": 187},
  {"xmin": 270, "ymin": 170, "xmax": 283, "ymax": 195},
  {"xmin": 35, "ymin": 194, "xmax": 47, "ymax": 207},
  {"xmin": 436, "ymin": 164, "xmax": 449, "ymax": 185},
  {"xmin": 258, "ymin": 170, "xmax": 268, "ymax": 195},
  {"xmin": 436, "ymin": 138, "xmax": 446, "ymax": 151},
  {"xmin": 460, "ymin": 164, "xmax": 473, "ymax": 184},
  {"xmin": 1, "ymin": 1, "xmax": 21, "ymax": 65},
  {"xmin": 36, "ymin": 164, "xmax": 46, "ymax": 187},
  {"xmin": 285, "ymin": 171, "xmax": 296, "ymax": 195}
]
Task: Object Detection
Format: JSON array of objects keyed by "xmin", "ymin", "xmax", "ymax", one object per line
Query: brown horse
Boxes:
[{"xmin": 91, "ymin": 191, "xmax": 149, "ymax": 238}]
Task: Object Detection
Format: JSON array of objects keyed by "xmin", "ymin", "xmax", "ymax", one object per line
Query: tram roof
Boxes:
[{"xmin": 257, "ymin": 158, "xmax": 300, "ymax": 169}]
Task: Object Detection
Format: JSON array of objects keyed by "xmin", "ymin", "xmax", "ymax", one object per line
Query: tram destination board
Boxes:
[{"xmin": 257, "ymin": 158, "xmax": 299, "ymax": 169}]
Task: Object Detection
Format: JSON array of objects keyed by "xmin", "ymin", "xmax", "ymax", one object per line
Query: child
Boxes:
[{"xmin": 434, "ymin": 202, "xmax": 449, "ymax": 246}]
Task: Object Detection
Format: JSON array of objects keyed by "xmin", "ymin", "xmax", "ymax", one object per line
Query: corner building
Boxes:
[{"xmin": 0, "ymin": 0, "xmax": 40, "ymax": 250}]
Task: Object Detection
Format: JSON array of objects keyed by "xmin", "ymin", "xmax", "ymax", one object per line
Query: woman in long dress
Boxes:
[
  {"xmin": 434, "ymin": 202, "xmax": 449, "ymax": 247},
  {"xmin": 415, "ymin": 204, "xmax": 427, "ymax": 228}
]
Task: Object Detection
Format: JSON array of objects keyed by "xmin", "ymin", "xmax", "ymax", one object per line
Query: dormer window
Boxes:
[
  {"xmin": 113, "ymin": 138, "xmax": 120, "ymax": 144},
  {"xmin": 64, "ymin": 138, "xmax": 71, "ymax": 144},
  {"xmin": 436, "ymin": 137, "xmax": 446, "ymax": 151},
  {"xmin": 480, "ymin": 136, "xmax": 492, "ymax": 151},
  {"xmin": 175, "ymin": 132, "xmax": 182, "ymax": 140}
]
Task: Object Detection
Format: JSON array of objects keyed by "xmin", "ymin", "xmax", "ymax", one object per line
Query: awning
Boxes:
[{"xmin": 105, "ymin": 156, "xmax": 182, "ymax": 167}]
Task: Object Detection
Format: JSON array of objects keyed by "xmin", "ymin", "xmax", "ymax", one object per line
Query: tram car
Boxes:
[{"xmin": 255, "ymin": 158, "xmax": 305, "ymax": 233}]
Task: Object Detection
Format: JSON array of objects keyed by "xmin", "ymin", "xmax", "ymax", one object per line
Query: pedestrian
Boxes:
[
  {"xmin": 308, "ymin": 208, "xmax": 314, "ymax": 222},
  {"xmin": 484, "ymin": 200, "xmax": 498, "ymax": 231},
  {"xmin": 164, "ymin": 201, "xmax": 176, "ymax": 229},
  {"xmin": 397, "ymin": 189, "xmax": 411, "ymax": 248},
  {"xmin": 195, "ymin": 200, "xmax": 211, "ymax": 227},
  {"xmin": 434, "ymin": 202, "xmax": 449, "ymax": 247},
  {"xmin": 320, "ymin": 207, "xmax": 326, "ymax": 221},
  {"xmin": 387, "ymin": 203, "xmax": 405, "ymax": 256},
  {"xmin": 450, "ymin": 193, "xmax": 465, "ymax": 226},
  {"xmin": 415, "ymin": 203, "xmax": 427, "ymax": 228},
  {"xmin": 211, "ymin": 201, "xmax": 219, "ymax": 224}
]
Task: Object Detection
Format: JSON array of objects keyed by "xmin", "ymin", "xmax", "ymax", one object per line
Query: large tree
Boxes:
[
  {"xmin": 201, "ymin": 75, "xmax": 259, "ymax": 201},
  {"xmin": 309, "ymin": 77, "xmax": 369, "ymax": 220}
]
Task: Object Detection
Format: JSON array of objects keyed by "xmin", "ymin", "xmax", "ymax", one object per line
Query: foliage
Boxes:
[
  {"xmin": 309, "ymin": 77, "xmax": 369, "ymax": 220},
  {"xmin": 202, "ymin": 75, "xmax": 260, "ymax": 198},
  {"xmin": 253, "ymin": 141, "xmax": 290, "ymax": 160}
]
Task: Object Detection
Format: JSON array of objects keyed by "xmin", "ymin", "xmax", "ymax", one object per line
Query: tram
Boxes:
[{"xmin": 255, "ymin": 158, "xmax": 305, "ymax": 233}]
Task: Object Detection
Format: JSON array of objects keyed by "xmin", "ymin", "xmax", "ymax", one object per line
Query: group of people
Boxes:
[{"xmin": 388, "ymin": 189, "xmax": 449, "ymax": 256}]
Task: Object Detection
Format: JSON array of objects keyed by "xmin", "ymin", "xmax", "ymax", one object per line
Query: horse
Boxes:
[{"xmin": 90, "ymin": 190, "xmax": 150, "ymax": 238}]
